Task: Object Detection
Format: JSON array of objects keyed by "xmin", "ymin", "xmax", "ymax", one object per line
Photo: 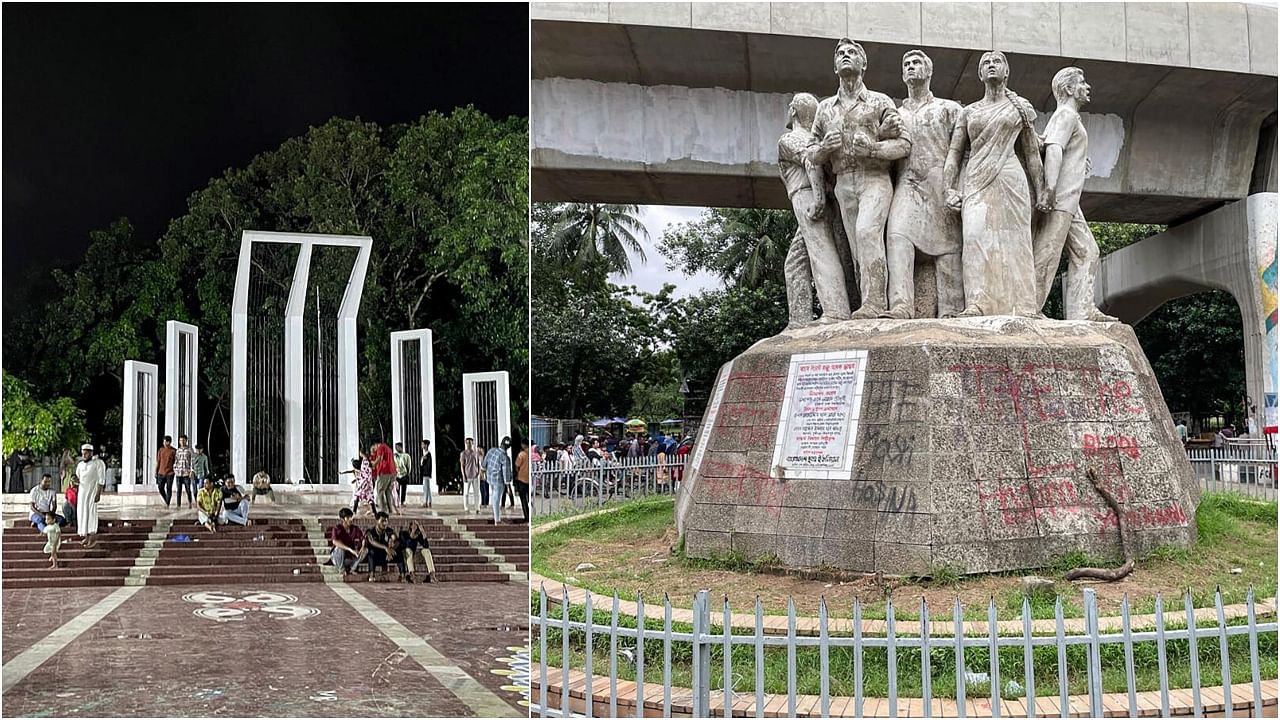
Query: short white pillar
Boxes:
[{"xmin": 121, "ymin": 360, "xmax": 159, "ymax": 493}]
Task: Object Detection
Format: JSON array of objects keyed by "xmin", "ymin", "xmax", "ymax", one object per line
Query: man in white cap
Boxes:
[{"xmin": 75, "ymin": 443, "xmax": 106, "ymax": 548}]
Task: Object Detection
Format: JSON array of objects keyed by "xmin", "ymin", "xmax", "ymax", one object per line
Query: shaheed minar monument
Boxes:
[{"xmin": 530, "ymin": 2, "xmax": 1279, "ymax": 575}]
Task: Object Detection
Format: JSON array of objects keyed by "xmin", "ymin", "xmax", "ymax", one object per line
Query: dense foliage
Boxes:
[
  {"xmin": 1, "ymin": 372, "xmax": 87, "ymax": 458},
  {"xmin": 4, "ymin": 109, "xmax": 529, "ymax": 478}
]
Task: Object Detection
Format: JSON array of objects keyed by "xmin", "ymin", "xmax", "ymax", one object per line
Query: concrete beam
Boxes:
[
  {"xmin": 532, "ymin": 76, "xmax": 1272, "ymax": 223},
  {"xmin": 532, "ymin": 2, "xmax": 1278, "ymax": 82}
]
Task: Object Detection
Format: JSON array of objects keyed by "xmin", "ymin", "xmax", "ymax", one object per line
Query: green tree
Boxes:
[
  {"xmin": 659, "ymin": 207, "xmax": 795, "ymax": 290},
  {"xmin": 1, "ymin": 371, "xmax": 87, "ymax": 457},
  {"xmin": 4, "ymin": 109, "xmax": 529, "ymax": 476},
  {"xmin": 547, "ymin": 203, "xmax": 648, "ymax": 280}
]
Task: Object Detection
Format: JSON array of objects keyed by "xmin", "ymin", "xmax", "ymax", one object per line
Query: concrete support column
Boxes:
[{"xmin": 1097, "ymin": 192, "xmax": 1277, "ymax": 430}]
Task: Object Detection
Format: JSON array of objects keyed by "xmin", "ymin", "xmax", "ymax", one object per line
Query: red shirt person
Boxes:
[{"xmin": 369, "ymin": 442, "xmax": 398, "ymax": 514}]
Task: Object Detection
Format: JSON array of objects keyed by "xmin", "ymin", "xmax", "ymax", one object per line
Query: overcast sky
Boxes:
[{"xmin": 609, "ymin": 205, "xmax": 723, "ymax": 299}]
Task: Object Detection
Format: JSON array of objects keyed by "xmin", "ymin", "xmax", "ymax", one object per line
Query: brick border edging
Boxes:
[
  {"xmin": 532, "ymin": 664, "xmax": 1278, "ymax": 718},
  {"xmin": 531, "ymin": 509, "xmax": 1276, "ymax": 637}
]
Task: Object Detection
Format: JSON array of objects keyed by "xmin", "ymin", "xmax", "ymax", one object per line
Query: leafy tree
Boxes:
[
  {"xmin": 547, "ymin": 203, "xmax": 648, "ymax": 280},
  {"xmin": 660, "ymin": 207, "xmax": 794, "ymax": 289},
  {"xmin": 4, "ymin": 109, "xmax": 529, "ymax": 478},
  {"xmin": 1, "ymin": 371, "xmax": 86, "ymax": 457}
]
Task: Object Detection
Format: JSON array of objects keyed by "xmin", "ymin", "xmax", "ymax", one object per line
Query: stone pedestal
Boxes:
[{"xmin": 675, "ymin": 317, "xmax": 1199, "ymax": 576}]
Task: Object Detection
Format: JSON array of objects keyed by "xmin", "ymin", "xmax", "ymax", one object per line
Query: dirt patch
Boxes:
[{"xmin": 539, "ymin": 514, "xmax": 1276, "ymax": 619}]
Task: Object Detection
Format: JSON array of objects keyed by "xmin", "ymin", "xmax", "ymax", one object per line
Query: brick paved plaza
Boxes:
[{"xmin": 0, "ymin": 503, "xmax": 530, "ymax": 717}]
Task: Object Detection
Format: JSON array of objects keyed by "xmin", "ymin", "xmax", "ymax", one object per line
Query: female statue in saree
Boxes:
[{"xmin": 942, "ymin": 50, "xmax": 1051, "ymax": 317}]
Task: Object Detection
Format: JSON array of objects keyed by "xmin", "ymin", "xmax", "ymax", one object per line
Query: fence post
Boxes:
[
  {"xmin": 691, "ymin": 590, "xmax": 711, "ymax": 718},
  {"xmin": 1085, "ymin": 589, "xmax": 1103, "ymax": 717}
]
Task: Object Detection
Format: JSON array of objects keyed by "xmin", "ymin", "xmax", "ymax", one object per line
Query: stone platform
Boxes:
[{"xmin": 675, "ymin": 317, "xmax": 1199, "ymax": 576}]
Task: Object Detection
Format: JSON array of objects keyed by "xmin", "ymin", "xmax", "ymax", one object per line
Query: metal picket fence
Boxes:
[
  {"xmin": 531, "ymin": 586, "xmax": 1276, "ymax": 718},
  {"xmin": 1187, "ymin": 442, "xmax": 1277, "ymax": 501},
  {"xmin": 531, "ymin": 457, "xmax": 687, "ymax": 518}
]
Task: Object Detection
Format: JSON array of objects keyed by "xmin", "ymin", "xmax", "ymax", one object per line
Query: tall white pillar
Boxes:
[
  {"xmin": 391, "ymin": 329, "xmax": 436, "ymax": 496},
  {"xmin": 164, "ymin": 321, "xmax": 199, "ymax": 448},
  {"xmin": 231, "ymin": 231, "xmax": 373, "ymax": 486}
]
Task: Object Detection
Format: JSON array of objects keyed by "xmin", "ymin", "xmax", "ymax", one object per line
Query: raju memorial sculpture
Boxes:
[{"xmin": 676, "ymin": 40, "xmax": 1200, "ymax": 576}]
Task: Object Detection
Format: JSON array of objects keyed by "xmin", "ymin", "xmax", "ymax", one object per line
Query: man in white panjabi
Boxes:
[{"xmin": 75, "ymin": 443, "xmax": 106, "ymax": 548}]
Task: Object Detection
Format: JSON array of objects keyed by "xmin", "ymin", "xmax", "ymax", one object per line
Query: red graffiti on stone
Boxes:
[
  {"xmin": 701, "ymin": 459, "xmax": 788, "ymax": 517},
  {"xmin": 1082, "ymin": 432, "xmax": 1140, "ymax": 460}
]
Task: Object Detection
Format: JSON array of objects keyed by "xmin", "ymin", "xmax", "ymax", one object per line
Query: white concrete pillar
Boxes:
[
  {"xmin": 164, "ymin": 321, "xmax": 199, "ymax": 449},
  {"xmin": 462, "ymin": 371, "xmax": 511, "ymax": 451},
  {"xmin": 390, "ymin": 329, "xmax": 436, "ymax": 496},
  {"xmin": 121, "ymin": 361, "xmax": 159, "ymax": 493}
]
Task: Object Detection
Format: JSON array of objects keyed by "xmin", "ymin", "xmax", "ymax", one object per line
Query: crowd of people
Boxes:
[
  {"xmin": 535, "ymin": 431, "xmax": 691, "ymax": 467},
  {"xmin": 326, "ymin": 508, "xmax": 438, "ymax": 583}
]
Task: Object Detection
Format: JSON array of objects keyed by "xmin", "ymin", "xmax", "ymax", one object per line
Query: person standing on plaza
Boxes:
[
  {"xmin": 370, "ymin": 441, "xmax": 397, "ymax": 518},
  {"xmin": 1176, "ymin": 420, "xmax": 1189, "ymax": 445},
  {"xmin": 484, "ymin": 437, "xmax": 513, "ymax": 524},
  {"xmin": 173, "ymin": 434, "xmax": 195, "ymax": 508},
  {"xmin": 460, "ymin": 437, "xmax": 484, "ymax": 514},
  {"xmin": 192, "ymin": 444, "xmax": 210, "ymax": 489},
  {"xmin": 342, "ymin": 454, "xmax": 376, "ymax": 516},
  {"xmin": 514, "ymin": 440, "xmax": 530, "ymax": 522},
  {"xmin": 59, "ymin": 448, "xmax": 76, "ymax": 492},
  {"xmin": 75, "ymin": 443, "xmax": 106, "ymax": 548},
  {"xmin": 393, "ymin": 442, "xmax": 412, "ymax": 507},
  {"xmin": 418, "ymin": 439, "xmax": 433, "ymax": 508},
  {"xmin": 155, "ymin": 436, "xmax": 176, "ymax": 507}
]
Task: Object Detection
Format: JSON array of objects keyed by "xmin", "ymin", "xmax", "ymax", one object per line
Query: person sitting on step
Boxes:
[
  {"xmin": 250, "ymin": 470, "xmax": 276, "ymax": 504},
  {"xmin": 30, "ymin": 474, "xmax": 67, "ymax": 532},
  {"xmin": 196, "ymin": 476, "xmax": 222, "ymax": 533},
  {"xmin": 363, "ymin": 512, "xmax": 406, "ymax": 582},
  {"xmin": 400, "ymin": 519, "xmax": 436, "ymax": 583},
  {"xmin": 218, "ymin": 476, "xmax": 249, "ymax": 526},
  {"xmin": 328, "ymin": 507, "xmax": 367, "ymax": 578}
]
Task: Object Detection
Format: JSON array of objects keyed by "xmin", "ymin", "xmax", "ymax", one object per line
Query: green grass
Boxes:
[{"xmin": 532, "ymin": 492, "xmax": 1278, "ymax": 621}]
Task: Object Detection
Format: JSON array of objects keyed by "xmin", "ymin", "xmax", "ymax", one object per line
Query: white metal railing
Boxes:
[
  {"xmin": 531, "ymin": 457, "xmax": 687, "ymax": 518},
  {"xmin": 1187, "ymin": 443, "xmax": 1277, "ymax": 500},
  {"xmin": 531, "ymin": 585, "xmax": 1277, "ymax": 718}
]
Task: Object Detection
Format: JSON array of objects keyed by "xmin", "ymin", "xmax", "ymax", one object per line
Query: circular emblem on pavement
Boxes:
[
  {"xmin": 492, "ymin": 644, "xmax": 531, "ymax": 708},
  {"xmin": 182, "ymin": 591, "xmax": 320, "ymax": 622}
]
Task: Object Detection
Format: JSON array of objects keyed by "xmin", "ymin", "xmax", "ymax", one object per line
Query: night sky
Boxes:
[{"xmin": 3, "ymin": 3, "xmax": 529, "ymax": 313}]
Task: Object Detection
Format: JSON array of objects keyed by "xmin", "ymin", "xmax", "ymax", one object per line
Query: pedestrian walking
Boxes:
[
  {"xmin": 173, "ymin": 434, "xmax": 195, "ymax": 507},
  {"xmin": 460, "ymin": 437, "xmax": 484, "ymax": 514},
  {"xmin": 155, "ymin": 436, "xmax": 176, "ymax": 507},
  {"xmin": 370, "ymin": 441, "xmax": 397, "ymax": 517},
  {"xmin": 484, "ymin": 437, "xmax": 513, "ymax": 524},
  {"xmin": 419, "ymin": 439, "xmax": 433, "ymax": 508}
]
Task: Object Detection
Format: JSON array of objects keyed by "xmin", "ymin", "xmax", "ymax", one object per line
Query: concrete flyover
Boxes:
[
  {"xmin": 531, "ymin": 1, "xmax": 1277, "ymax": 225},
  {"xmin": 1097, "ymin": 192, "xmax": 1278, "ymax": 429}
]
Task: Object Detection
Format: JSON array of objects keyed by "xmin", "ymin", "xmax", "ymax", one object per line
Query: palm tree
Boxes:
[
  {"xmin": 712, "ymin": 208, "xmax": 794, "ymax": 288},
  {"xmin": 549, "ymin": 203, "xmax": 648, "ymax": 276}
]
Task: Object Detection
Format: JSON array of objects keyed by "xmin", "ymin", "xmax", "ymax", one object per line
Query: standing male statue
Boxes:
[
  {"xmin": 882, "ymin": 49, "xmax": 964, "ymax": 319},
  {"xmin": 779, "ymin": 92, "xmax": 852, "ymax": 328},
  {"xmin": 810, "ymin": 38, "xmax": 911, "ymax": 319},
  {"xmin": 1032, "ymin": 67, "xmax": 1118, "ymax": 322}
]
